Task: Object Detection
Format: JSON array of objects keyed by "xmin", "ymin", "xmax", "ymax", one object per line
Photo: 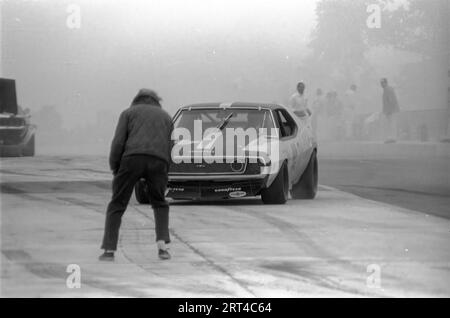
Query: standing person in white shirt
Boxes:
[{"xmin": 289, "ymin": 82, "xmax": 312, "ymax": 117}]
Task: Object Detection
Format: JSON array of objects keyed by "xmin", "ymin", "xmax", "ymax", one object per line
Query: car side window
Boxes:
[{"xmin": 274, "ymin": 109, "xmax": 297, "ymax": 138}]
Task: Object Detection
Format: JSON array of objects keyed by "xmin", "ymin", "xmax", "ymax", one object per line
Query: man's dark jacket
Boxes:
[
  {"xmin": 382, "ymin": 85, "xmax": 400, "ymax": 116},
  {"xmin": 109, "ymin": 101, "xmax": 173, "ymax": 173}
]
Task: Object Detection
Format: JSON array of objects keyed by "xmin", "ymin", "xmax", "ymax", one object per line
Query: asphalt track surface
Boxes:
[
  {"xmin": 1, "ymin": 156, "xmax": 449, "ymax": 297},
  {"xmin": 319, "ymin": 158, "xmax": 450, "ymax": 219}
]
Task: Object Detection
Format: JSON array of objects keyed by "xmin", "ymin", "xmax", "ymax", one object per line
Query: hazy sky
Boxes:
[{"xmin": 2, "ymin": 0, "xmax": 318, "ymax": 129}]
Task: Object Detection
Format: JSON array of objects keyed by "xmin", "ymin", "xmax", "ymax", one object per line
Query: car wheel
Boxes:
[
  {"xmin": 261, "ymin": 162, "xmax": 289, "ymax": 204},
  {"xmin": 135, "ymin": 179, "xmax": 150, "ymax": 204},
  {"xmin": 290, "ymin": 149, "xmax": 318, "ymax": 199},
  {"xmin": 22, "ymin": 135, "xmax": 35, "ymax": 157}
]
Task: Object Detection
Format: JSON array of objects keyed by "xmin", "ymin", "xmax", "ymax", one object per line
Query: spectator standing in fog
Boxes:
[
  {"xmin": 325, "ymin": 91, "xmax": 344, "ymax": 140},
  {"xmin": 380, "ymin": 78, "xmax": 400, "ymax": 143},
  {"xmin": 99, "ymin": 89, "xmax": 173, "ymax": 261},
  {"xmin": 310, "ymin": 88, "xmax": 325, "ymax": 138},
  {"xmin": 343, "ymin": 84, "xmax": 358, "ymax": 140},
  {"xmin": 289, "ymin": 82, "xmax": 311, "ymax": 117}
]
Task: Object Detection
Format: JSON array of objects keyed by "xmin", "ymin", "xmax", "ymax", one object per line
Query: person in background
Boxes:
[
  {"xmin": 289, "ymin": 82, "xmax": 312, "ymax": 117},
  {"xmin": 343, "ymin": 84, "xmax": 358, "ymax": 140},
  {"xmin": 99, "ymin": 89, "xmax": 173, "ymax": 261},
  {"xmin": 325, "ymin": 91, "xmax": 344, "ymax": 140},
  {"xmin": 380, "ymin": 78, "xmax": 400, "ymax": 143},
  {"xmin": 310, "ymin": 88, "xmax": 325, "ymax": 138}
]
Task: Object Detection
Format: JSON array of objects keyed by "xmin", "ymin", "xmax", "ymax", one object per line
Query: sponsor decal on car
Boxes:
[
  {"xmin": 168, "ymin": 187, "xmax": 185, "ymax": 192},
  {"xmin": 214, "ymin": 187, "xmax": 242, "ymax": 193},
  {"xmin": 229, "ymin": 191, "xmax": 247, "ymax": 198}
]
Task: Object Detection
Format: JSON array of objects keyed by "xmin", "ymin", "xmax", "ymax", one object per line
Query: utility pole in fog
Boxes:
[
  {"xmin": 0, "ymin": 0, "xmax": 3, "ymax": 77},
  {"xmin": 444, "ymin": 0, "xmax": 450, "ymax": 142}
]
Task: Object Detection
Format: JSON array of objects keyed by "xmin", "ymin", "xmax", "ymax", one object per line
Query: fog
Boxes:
[{"xmin": 1, "ymin": 0, "xmax": 449, "ymax": 154}]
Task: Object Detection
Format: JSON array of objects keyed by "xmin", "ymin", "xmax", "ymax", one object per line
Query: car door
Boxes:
[
  {"xmin": 286, "ymin": 108, "xmax": 315, "ymax": 183},
  {"xmin": 273, "ymin": 108, "xmax": 300, "ymax": 185}
]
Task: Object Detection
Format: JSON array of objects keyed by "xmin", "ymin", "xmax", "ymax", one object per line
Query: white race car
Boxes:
[{"xmin": 135, "ymin": 102, "xmax": 317, "ymax": 204}]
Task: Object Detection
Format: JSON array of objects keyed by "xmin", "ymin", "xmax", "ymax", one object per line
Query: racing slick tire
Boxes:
[
  {"xmin": 290, "ymin": 149, "xmax": 318, "ymax": 200},
  {"xmin": 134, "ymin": 179, "xmax": 150, "ymax": 204},
  {"xmin": 261, "ymin": 162, "xmax": 289, "ymax": 205},
  {"xmin": 22, "ymin": 135, "xmax": 35, "ymax": 157}
]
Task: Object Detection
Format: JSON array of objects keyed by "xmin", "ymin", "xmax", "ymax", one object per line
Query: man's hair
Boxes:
[
  {"xmin": 297, "ymin": 82, "xmax": 305, "ymax": 94},
  {"xmin": 380, "ymin": 78, "xmax": 388, "ymax": 84},
  {"xmin": 132, "ymin": 94, "xmax": 160, "ymax": 106}
]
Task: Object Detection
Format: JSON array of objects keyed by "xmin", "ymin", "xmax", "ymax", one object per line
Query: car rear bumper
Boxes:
[
  {"xmin": 0, "ymin": 125, "xmax": 35, "ymax": 145},
  {"xmin": 0, "ymin": 125, "xmax": 35, "ymax": 156},
  {"xmin": 0, "ymin": 144, "xmax": 25, "ymax": 156}
]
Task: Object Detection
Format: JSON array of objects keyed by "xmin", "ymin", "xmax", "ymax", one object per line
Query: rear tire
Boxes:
[
  {"xmin": 22, "ymin": 135, "xmax": 35, "ymax": 157},
  {"xmin": 135, "ymin": 179, "xmax": 150, "ymax": 204},
  {"xmin": 290, "ymin": 150, "xmax": 318, "ymax": 199},
  {"xmin": 261, "ymin": 162, "xmax": 289, "ymax": 204}
]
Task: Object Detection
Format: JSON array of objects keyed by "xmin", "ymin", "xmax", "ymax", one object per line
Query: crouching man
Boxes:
[{"xmin": 99, "ymin": 89, "xmax": 173, "ymax": 261}]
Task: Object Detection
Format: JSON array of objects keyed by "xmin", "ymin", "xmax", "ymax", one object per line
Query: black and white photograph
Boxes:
[{"xmin": 0, "ymin": 0, "xmax": 449, "ymax": 300}]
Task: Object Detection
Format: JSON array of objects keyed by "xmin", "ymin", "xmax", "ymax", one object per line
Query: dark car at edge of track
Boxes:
[{"xmin": 0, "ymin": 78, "xmax": 36, "ymax": 157}]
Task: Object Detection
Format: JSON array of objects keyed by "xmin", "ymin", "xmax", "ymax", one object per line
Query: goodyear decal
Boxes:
[{"xmin": 229, "ymin": 191, "xmax": 247, "ymax": 198}]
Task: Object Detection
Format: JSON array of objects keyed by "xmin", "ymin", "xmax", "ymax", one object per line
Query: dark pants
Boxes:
[{"xmin": 101, "ymin": 155, "xmax": 170, "ymax": 251}]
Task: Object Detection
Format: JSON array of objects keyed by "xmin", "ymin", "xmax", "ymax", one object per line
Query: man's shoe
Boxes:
[
  {"xmin": 158, "ymin": 249, "xmax": 171, "ymax": 260},
  {"xmin": 99, "ymin": 251, "xmax": 115, "ymax": 261}
]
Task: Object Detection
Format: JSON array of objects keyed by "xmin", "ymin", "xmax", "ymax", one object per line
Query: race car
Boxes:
[
  {"xmin": 0, "ymin": 78, "xmax": 36, "ymax": 157},
  {"xmin": 135, "ymin": 102, "xmax": 317, "ymax": 204}
]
